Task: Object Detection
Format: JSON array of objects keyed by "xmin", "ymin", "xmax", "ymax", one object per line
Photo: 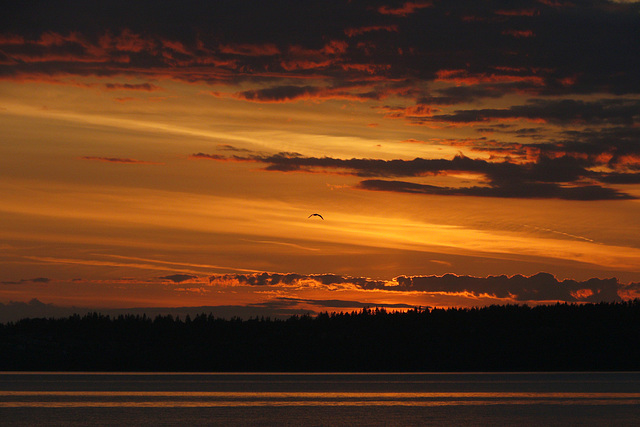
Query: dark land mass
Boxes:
[{"xmin": 1, "ymin": 301, "xmax": 640, "ymax": 372}]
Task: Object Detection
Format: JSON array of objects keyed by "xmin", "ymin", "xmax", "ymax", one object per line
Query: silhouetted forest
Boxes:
[{"xmin": 2, "ymin": 301, "xmax": 640, "ymax": 372}]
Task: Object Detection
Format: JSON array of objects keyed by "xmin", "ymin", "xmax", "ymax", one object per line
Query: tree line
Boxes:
[{"xmin": 1, "ymin": 301, "xmax": 640, "ymax": 372}]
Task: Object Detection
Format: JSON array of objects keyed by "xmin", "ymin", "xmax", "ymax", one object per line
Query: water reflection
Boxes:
[
  {"xmin": 2, "ymin": 373, "xmax": 640, "ymax": 426},
  {"xmin": 2, "ymin": 391, "xmax": 640, "ymax": 408}
]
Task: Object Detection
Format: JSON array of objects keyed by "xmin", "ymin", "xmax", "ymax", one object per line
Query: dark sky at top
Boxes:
[{"xmin": 3, "ymin": 0, "xmax": 639, "ymax": 200}]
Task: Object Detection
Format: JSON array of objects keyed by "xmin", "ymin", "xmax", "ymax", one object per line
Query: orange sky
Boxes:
[{"xmin": 2, "ymin": 1, "xmax": 640, "ymax": 318}]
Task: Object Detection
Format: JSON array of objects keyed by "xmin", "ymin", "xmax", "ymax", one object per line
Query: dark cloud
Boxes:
[
  {"xmin": 393, "ymin": 273, "xmax": 622, "ymax": 303},
  {"xmin": 443, "ymin": 125, "xmax": 640, "ymax": 176},
  {"xmin": 210, "ymin": 272, "xmax": 387, "ymax": 289},
  {"xmin": 599, "ymin": 173, "xmax": 640, "ymax": 185},
  {"xmin": 1, "ymin": 1, "xmax": 638, "ymax": 95},
  {"xmin": 253, "ymin": 297, "xmax": 414, "ymax": 310},
  {"xmin": 104, "ymin": 83, "xmax": 160, "ymax": 91},
  {"xmin": 213, "ymin": 272, "xmax": 303, "ymax": 287},
  {"xmin": 376, "ymin": 1, "xmax": 433, "ymax": 17},
  {"xmin": 196, "ymin": 151, "xmax": 494, "ymax": 177},
  {"xmin": 344, "ymin": 24, "xmax": 399, "ymax": 37},
  {"xmin": 3, "ymin": 0, "xmax": 639, "ymax": 200},
  {"xmin": 195, "ymin": 151, "xmax": 635, "ymax": 200},
  {"xmin": 230, "ymin": 83, "xmax": 384, "ymax": 103},
  {"xmin": 535, "ymin": 127, "xmax": 640, "ymax": 167},
  {"xmin": 235, "ymin": 85, "xmax": 322, "ymax": 102},
  {"xmin": 159, "ymin": 274, "xmax": 198, "ymax": 283},
  {"xmin": 209, "ymin": 271, "xmax": 624, "ymax": 303},
  {"xmin": 424, "ymin": 99, "xmax": 640, "ymax": 126},
  {"xmin": 417, "ymin": 82, "xmax": 531, "ymax": 105},
  {"xmin": 358, "ymin": 179, "xmax": 632, "ymax": 201},
  {"xmin": 190, "ymin": 153, "xmax": 227, "ymax": 161}
]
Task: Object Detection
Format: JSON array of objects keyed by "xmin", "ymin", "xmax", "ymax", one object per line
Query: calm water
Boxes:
[{"xmin": 1, "ymin": 372, "xmax": 640, "ymax": 426}]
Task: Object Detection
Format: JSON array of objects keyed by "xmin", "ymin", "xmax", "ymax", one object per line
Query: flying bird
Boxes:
[{"xmin": 308, "ymin": 213, "xmax": 324, "ymax": 220}]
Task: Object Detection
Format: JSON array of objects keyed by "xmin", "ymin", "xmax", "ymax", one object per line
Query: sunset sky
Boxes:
[{"xmin": 2, "ymin": 0, "xmax": 640, "ymax": 317}]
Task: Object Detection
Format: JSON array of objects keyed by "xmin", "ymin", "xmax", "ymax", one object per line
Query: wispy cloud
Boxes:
[
  {"xmin": 80, "ymin": 156, "xmax": 163, "ymax": 165},
  {"xmin": 100, "ymin": 254, "xmax": 264, "ymax": 274},
  {"xmin": 1, "ymin": 277, "xmax": 50, "ymax": 285},
  {"xmin": 243, "ymin": 239, "xmax": 320, "ymax": 252},
  {"xmin": 24, "ymin": 256, "xmax": 207, "ymax": 275}
]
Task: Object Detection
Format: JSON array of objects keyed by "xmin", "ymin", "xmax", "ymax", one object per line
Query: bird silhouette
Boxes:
[{"xmin": 308, "ymin": 213, "xmax": 324, "ymax": 220}]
